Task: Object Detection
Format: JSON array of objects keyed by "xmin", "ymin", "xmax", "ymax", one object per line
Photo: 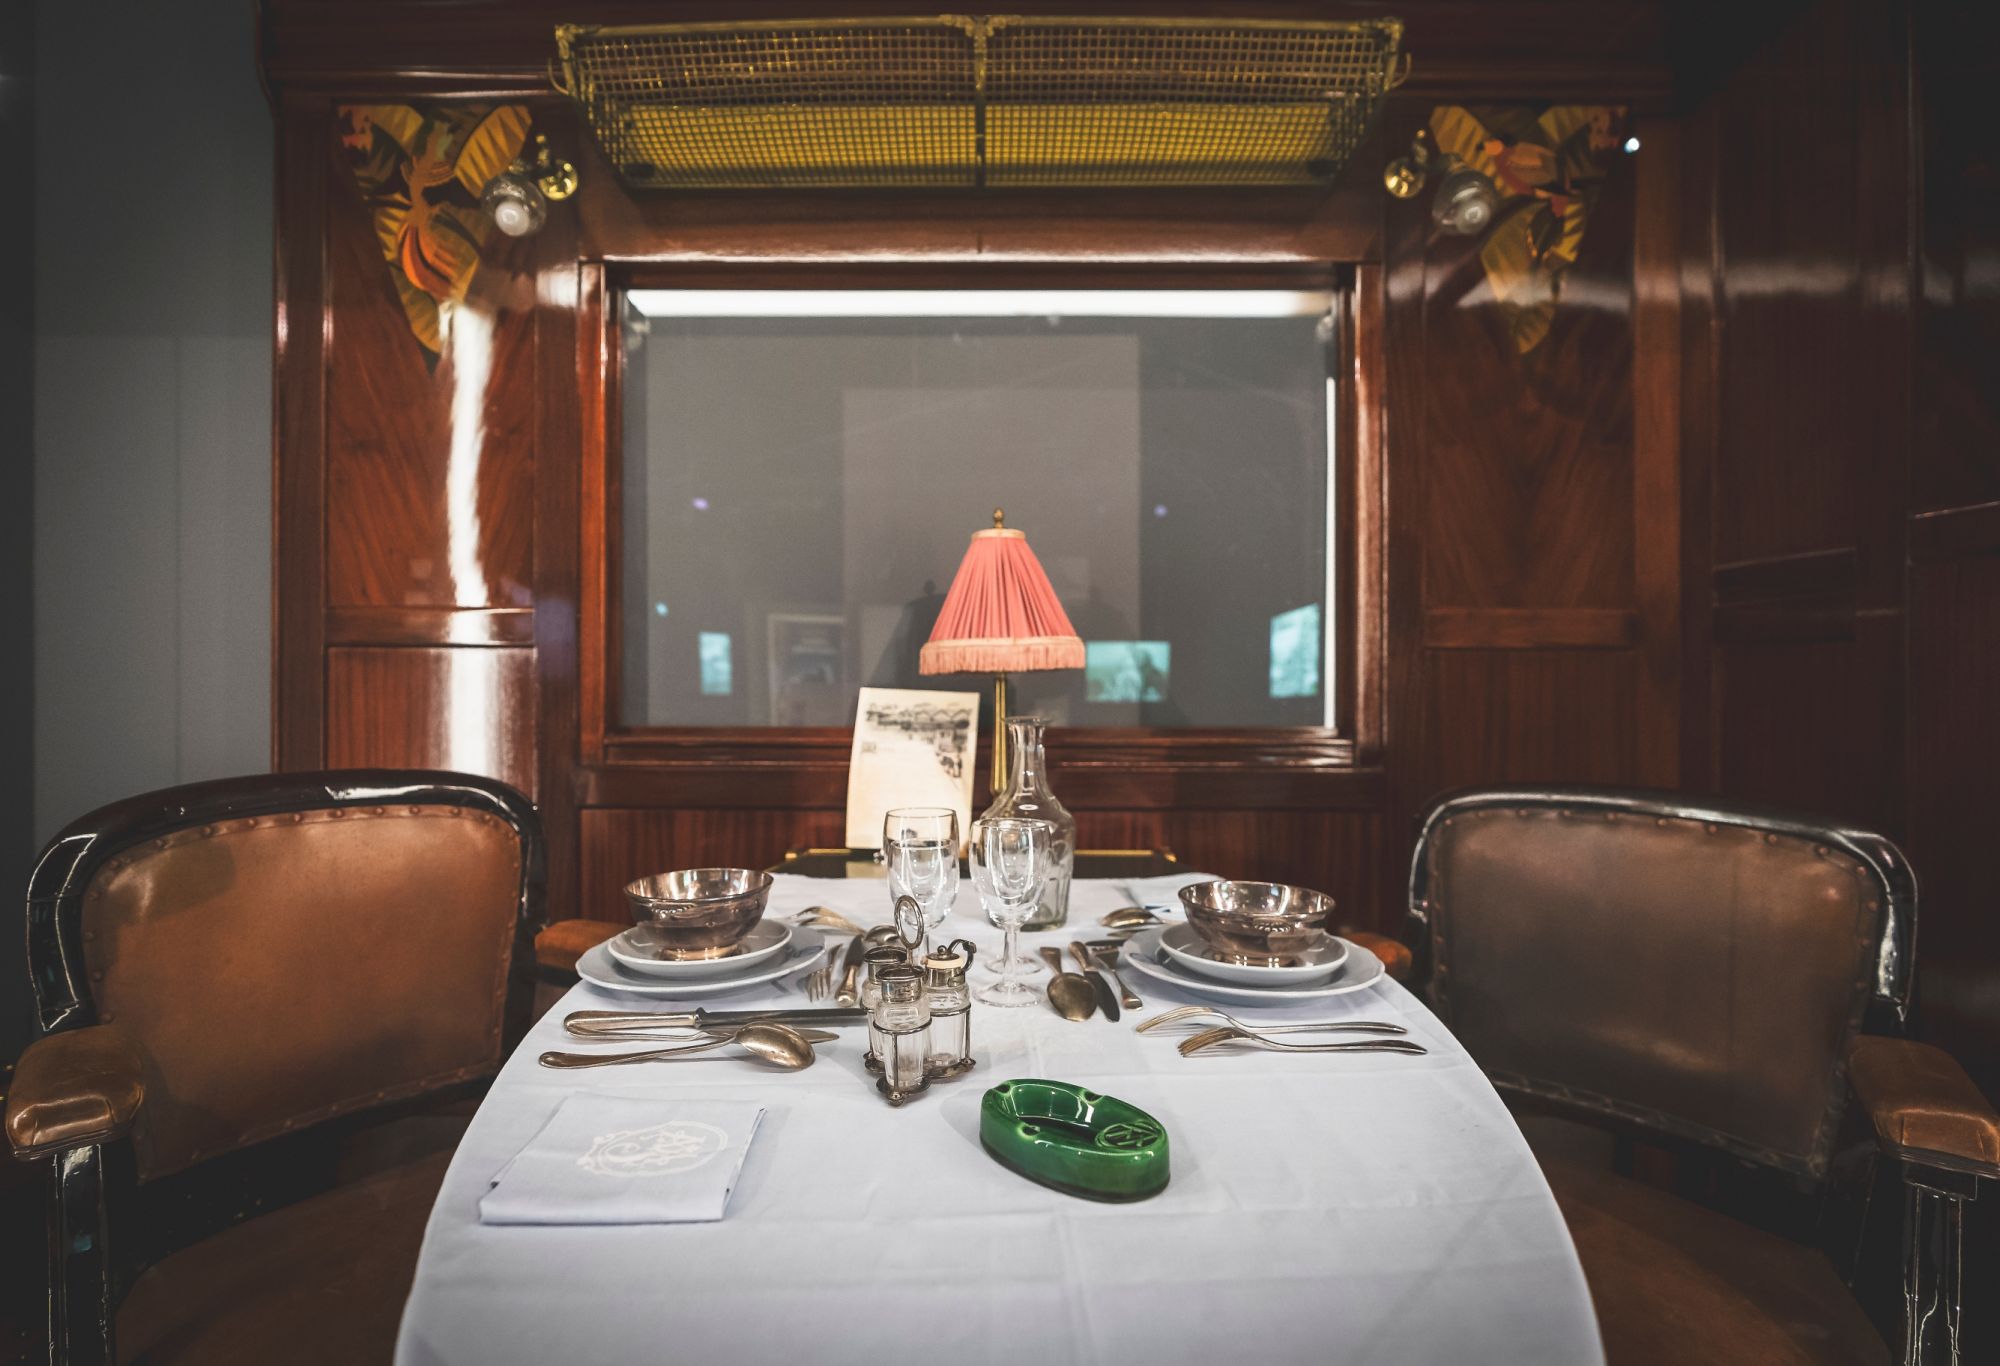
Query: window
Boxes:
[{"xmin": 617, "ymin": 286, "xmax": 1337, "ymax": 730}]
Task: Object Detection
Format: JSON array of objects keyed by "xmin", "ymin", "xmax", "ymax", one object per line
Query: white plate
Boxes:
[
  {"xmin": 1120, "ymin": 927, "xmax": 1385, "ymax": 1004},
  {"xmin": 606, "ymin": 920, "xmax": 794, "ymax": 979},
  {"xmin": 577, "ymin": 930, "xmax": 826, "ymax": 998},
  {"xmin": 1159, "ymin": 922, "xmax": 1348, "ymax": 987}
]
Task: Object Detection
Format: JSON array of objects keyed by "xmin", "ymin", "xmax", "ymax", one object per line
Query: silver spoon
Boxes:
[
  {"xmin": 1100, "ymin": 906, "xmax": 1164, "ymax": 930},
  {"xmin": 1037, "ymin": 945, "xmax": 1097, "ymax": 1021},
  {"xmin": 539, "ymin": 1022, "xmax": 819, "ymax": 1070},
  {"xmin": 1177, "ymin": 1025, "xmax": 1428, "ymax": 1058}
]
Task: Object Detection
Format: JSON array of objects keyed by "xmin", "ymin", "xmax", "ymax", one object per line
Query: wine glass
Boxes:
[
  {"xmin": 883, "ymin": 807, "xmax": 960, "ymax": 958},
  {"xmin": 970, "ymin": 817, "xmax": 1054, "ymax": 1007}
]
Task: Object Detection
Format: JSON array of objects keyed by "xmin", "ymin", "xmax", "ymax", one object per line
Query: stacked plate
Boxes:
[
  {"xmin": 575, "ymin": 922, "xmax": 828, "ymax": 998},
  {"xmin": 1119, "ymin": 922, "xmax": 1385, "ymax": 1005}
]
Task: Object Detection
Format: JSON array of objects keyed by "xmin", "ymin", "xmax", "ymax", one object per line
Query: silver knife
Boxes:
[
  {"xmin": 1069, "ymin": 941, "xmax": 1121, "ymax": 1022},
  {"xmin": 834, "ymin": 933, "xmax": 868, "ymax": 1007},
  {"xmin": 564, "ymin": 1007, "xmax": 867, "ymax": 1031}
]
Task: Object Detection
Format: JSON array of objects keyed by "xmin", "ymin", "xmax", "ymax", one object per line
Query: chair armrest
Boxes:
[
  {"xmin": 1336, "ymin": 928, "xmax": 1413, "ymax": 984},
  {"xmin": 534, "ymin": 919, "xmax": 624, "ymax": 974},
  {"xmin": 1847, "ymin": 1036, "xmax": 2000, "ymax": 1180},
  {"xmin": 6, "ymin": 1025, "xmax": 147, "ymax": 1160}
]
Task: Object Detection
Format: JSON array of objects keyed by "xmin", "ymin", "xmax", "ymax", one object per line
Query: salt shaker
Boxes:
[
  {"xmin": 861, "ymin": 945, "xmax": 909, "ymax": 1074},
  {"xmin": 922, "ymin": 939, "xmax": 976, "ymax": 1079},
  {"xmin": 873, "ymin": 964, "xmax": 931, "ymax": 1105}
]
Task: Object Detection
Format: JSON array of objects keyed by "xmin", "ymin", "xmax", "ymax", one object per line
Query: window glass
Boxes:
[{"xmin": 619, "ymin": 290, "xmax": 1334, "ymax": 729}]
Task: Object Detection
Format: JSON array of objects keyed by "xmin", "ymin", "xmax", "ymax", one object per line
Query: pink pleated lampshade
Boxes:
[{"xmin": 920, "ymin": 514, "xmax": 1085, "ymax": 676}]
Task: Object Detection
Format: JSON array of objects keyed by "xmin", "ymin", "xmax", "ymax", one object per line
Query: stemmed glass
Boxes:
[
  {"xmin": 883, "ymin": 807, "xmax": 960, "ymax": 959},
  {"xmin": 970, "ymin": 817, "xmax": 1054, "ymax": 1007}
]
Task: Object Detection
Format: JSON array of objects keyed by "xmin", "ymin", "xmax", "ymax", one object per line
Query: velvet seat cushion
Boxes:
[
  {"xmin": 1543, "ymin": 1157, "xmax": 1889, "ymax": 1366},
  {"xmin": 115, "ymin": 1116, "xmax": 463, "ymax": 1365}
]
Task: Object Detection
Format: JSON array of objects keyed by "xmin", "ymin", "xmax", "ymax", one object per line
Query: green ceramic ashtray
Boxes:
[{"xmin": 980, "ymin": 1079, "xmax": 1169, "ymax": 1202}]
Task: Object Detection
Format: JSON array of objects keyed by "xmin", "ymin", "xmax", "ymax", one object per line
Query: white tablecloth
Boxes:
[{"xmin": 396, "ymin": 877, "xmax": 1604, "ymax": 1366}]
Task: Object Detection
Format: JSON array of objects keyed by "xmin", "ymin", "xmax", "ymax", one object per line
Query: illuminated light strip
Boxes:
[{"xmin": 626, "ymin": 289, "xmax": 1333, "ymax": 319}]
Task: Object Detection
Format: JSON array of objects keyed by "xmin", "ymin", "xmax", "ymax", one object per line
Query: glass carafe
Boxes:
[{"xmin": 979, "ymin": 715, "xmax": 1074, "ymax": 929}]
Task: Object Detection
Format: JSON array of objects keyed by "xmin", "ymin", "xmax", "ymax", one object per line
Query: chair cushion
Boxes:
[
  {"xmin": 1543, "ymin": 1158, "xmax": 1889, "ymax": 1366},
  {"xmin": 117, "ymin": 1132, "xmax": 456, "ymax": 1365}
]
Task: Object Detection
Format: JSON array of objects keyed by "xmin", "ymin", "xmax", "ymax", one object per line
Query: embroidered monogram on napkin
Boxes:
[
  {"xmin": 578, "ymin": 1120, "xmax": 731, "ymax": 1178},
  {"xmin": 480, "ymin": 1097, "xmax": 766, "ymax": 1225}
]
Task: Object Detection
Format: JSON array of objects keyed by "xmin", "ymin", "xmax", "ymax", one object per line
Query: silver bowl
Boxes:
[
  {"xmin": 1179, "ymin": 880, "xmax": 1335, "ymax": 967},
  {"xmin": 623, "ymin": 868, "xmax": 772, "ymax": 961}
]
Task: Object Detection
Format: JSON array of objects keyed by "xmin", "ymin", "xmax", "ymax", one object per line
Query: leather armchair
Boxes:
[
  {"xmin": 6, "ymin": 770, "xmax": 545, "ymax": 1366},
  {"xmin": 1410, "ymin": 787, "xmax": 1997, "ymax": 1366}
]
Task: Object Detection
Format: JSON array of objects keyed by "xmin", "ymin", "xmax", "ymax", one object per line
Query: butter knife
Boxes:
[
  {"xmin": 564, "ymin": 1007, "xmax": 867, "ymax": 1031},
  {"xmin": 1069, "ymin": 941, "xmax": 1121, "ymax": 1022},
  {"xmin": 833, "ymin": 933, "xmax": 868, "ymax": 1007}
]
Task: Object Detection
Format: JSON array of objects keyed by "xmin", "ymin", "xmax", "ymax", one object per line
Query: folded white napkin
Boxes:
[
  {"xmin": 479, "ymin": 1096, "xmax": 766, "ymax": 1226},
  {"xmin": 1122, "ymin": 871, "xmax": 1222, "ymax": 910}
]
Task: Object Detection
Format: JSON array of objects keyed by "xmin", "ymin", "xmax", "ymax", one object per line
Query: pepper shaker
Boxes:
[
  {"xmin": 872, "ymin": 964, "xmax": 932, "ymax": 1105},
  {"xmin": 861, "ymin": 945, "xmax": 909, "ymax": 1074},
  {"xmin": 922, "ymin": 939, "xmax": 976, "ymax": 1079}
]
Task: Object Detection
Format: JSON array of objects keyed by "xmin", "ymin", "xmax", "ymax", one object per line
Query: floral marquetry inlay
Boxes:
[
  {"xmin": 1428, "ymin": 104, "xmax": 1627, "ymax": 353},
  {"xmin": 337, "ymin": 104, "xmax": 531, "ymax": 363}
]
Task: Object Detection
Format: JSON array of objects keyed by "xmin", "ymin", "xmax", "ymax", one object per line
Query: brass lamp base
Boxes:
[{"xmin": 991, "ymin": 673, "xmax": 1008, "ymax": 795}]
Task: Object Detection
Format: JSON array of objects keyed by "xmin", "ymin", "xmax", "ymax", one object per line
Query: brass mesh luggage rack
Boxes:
[{"xmin": 552, "ymin": 15, "xmax": 1407, "ymax": 189}]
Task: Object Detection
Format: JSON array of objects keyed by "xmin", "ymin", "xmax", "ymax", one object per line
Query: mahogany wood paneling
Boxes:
[
  {"xmin": 322, "ymin": 160, "xmax": 537, "ymax": 611},
  {"xmin": 1422, "ymin": 608, "xmax": 1638, "ymax": 650},
  {"xmin": 1686, "ymin": 0, "xmax": 1909, "ymax": 841},
  {"xmin": 1912, "ymin": 4, "xmax": 2000, "ymax": 515},
  {"xmin": 326, "ymin": 646, "xmax": 538, "ymax": 799},
  {"xmin": 1907, "ymin": 554, "xmax": 2000, "ymax": 1097},
  {"xmin": 1708, "ymin": 17, "xmax": 1855, "ymax": 565},
  {"xmin": 325, "ymin": 606, "xmax": 535, "ymax": 646},
  {"xmin": 1910, "ymin": 502, "xmax": 2000, "ymax": 565},
  {"xmin": 1420, "ymin": 651, "xmax": 1641, "ymax": 795},
  {"xmin": 1381, "ymin": 97, "xmax": 1666, "ymax": 888},
  {"xmin": 1418, "ymin": 165, "xmax": 1636, "ymax": 612}
]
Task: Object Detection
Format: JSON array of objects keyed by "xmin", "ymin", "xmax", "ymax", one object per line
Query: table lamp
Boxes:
[{"xmin": 920, "ymin": 509, "xmax": 1085, "ymax": 792}]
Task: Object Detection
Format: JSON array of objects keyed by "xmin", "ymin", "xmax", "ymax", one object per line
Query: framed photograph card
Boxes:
[{"xmin": 845, "ymin": 687, "xmax": 980, "ymax": 849}]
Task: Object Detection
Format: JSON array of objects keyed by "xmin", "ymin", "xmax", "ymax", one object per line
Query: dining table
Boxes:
[{"xmin": 394, "ymin": 873, "xmax": 1605, "ymax": 1366}]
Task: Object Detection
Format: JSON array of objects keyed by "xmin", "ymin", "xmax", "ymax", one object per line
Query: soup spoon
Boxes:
[{"xmin": 539, "ymin": 1022, "xmax": 819, "ymax": 1070}]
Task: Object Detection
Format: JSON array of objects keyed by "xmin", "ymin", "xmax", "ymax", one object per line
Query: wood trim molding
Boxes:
[
  {"xmin": 577, "ymin": 757, "xmax": 1385, "ymax": 813},
  {"xmin": 1711, "ymin": 548, "xmax": 1861, "ymax": 645},
  {"xmin": 326, "ymin": 606, "xmax": 536, "ymax": 646},
  {"xmin": 1422, "ymin": 608, "xmax": 1641, "ymax": 650},
  {"xmin": 1631, "ymin": 116, "xmax": 1683, "ymax": 786},
  {"xmin": 273, "ymin": 93, "xmax": 329, "ymax": 772},
  {"xmin": 1713, "ymin": 548, "xmax": 1857, "ymax": 603},
  {"xmin": 1910, "ymin": 501, "xmax": 2000, "ymax": 564}
]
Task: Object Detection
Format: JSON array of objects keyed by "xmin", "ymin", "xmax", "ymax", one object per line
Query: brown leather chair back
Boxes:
[
  {"xmin": 1409, "ymin": 788, "xmax": 1914, "ymax": 1179},
  {"xmin": 26, "ymin": 772, "xmax": 543, "ymax": 1182}
]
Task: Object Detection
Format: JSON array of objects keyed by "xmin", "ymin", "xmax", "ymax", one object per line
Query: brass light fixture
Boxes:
[
  {"xmin": 553, "ymin": 15, "xmax": 1408, "ymax": 190},
  {"xmin": 1381, "ymin": 125, "xmax": 1500, "ymax": 236},
  {"xmin": 480, "ymin": 133, "xmax": 579, "ymax": 237}
]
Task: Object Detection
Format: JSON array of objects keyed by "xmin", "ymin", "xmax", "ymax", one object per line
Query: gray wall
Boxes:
[{"xmin": 33, "ymin": 0, "xmax": 271, "ymax": 848}]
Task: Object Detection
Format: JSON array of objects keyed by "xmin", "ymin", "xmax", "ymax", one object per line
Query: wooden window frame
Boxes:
[{"xmin": 575, "ymin": 259, "xmax": 1385, "ymax": 812}]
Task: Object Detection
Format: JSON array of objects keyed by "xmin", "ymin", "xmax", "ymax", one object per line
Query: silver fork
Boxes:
[
  {"xmin": 805, "ymin": 954, "xmax": 836, "ymax": 1002},
  {"xmin": 1179, "ymin": 1025, "xmax": 1428, "ymax": 1057},
  {"xmin": 1135, "ymin": 1004, "xmax": 1409, "ymax": 1036},
  {"xmin": 791, "ymin": 905, "xmax": 866, "ymax": 936}
]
